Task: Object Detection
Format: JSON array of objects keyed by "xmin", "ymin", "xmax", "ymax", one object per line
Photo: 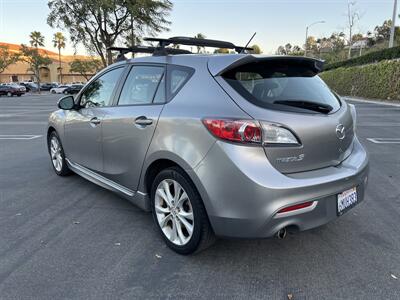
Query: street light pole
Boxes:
[
  {"xmin": 389, "ymin": 0, "xmax": 398, "ymax": 48},
  {"xmin": 305, "ymin": 21, "xmax": 325, "ymax": 57}
]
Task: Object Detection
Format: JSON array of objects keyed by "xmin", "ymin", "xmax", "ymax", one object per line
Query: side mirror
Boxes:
[{"xmin": 57, "ymin": 96, "xmax": 75, "ymax": 110}]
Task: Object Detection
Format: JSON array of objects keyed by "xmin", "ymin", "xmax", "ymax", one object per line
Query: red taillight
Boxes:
[
  {"xmin": 277, "ymin": 201, "xmax": 314, "ymax": 213},
  {"xmin": 202, "ymin": 119, "xmax": 262, "ymax": 144}
]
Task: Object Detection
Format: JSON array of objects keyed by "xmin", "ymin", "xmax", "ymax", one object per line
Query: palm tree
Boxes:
[
  {"xmin": 29, "ymin": 31, "xmax": 45, "ymax": 93},
  {"xmin": 194, "ymin": 33, "xmax": 206, "ymax": 53},
  {"xmin": 29, "ymin": 31, "xmax": 45, "ymax": 48},
  {"xmin": 53, "ymin": 32, "xmax": 66, "ymax": 83}
]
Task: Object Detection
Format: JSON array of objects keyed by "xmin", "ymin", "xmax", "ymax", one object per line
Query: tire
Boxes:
[
  {"xmin": 17, "ymin": 94, "xmax": 22, "ymax": 97},
  {"xmin": 151, "ymin": 167, "xmax": 215, "ymax": 255},
  {"xmin": 51, "ymin": 90, "xmax": 56, "ymax": 94},
  {"xmin": 47, "ymin": 131, "xmax": 72, "ymax": 176},
  {"xmin": 7, "ymin": 92, "xmax": 12, "ymax": 97}
]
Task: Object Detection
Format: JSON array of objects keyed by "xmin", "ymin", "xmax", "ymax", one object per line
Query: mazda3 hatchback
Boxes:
[{"xmin": 47, "ymin": 37, "xmax": 369, "ymax": 254}]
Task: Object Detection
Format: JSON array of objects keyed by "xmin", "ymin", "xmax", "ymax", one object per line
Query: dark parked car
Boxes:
[
  {"xmin": 0, "ymin": 85, "xmax": 25, "ymax": 97},
  {"xmin": 63, "ymin": 84, "xmax": 84, "ymax": 94},
  {"xmin": 40, "ymin": 83, "xmax": 58, "ymax": 91},
  {"xmin": 20, "ymin": 82, "xmax": 39, "ymax": 92}
]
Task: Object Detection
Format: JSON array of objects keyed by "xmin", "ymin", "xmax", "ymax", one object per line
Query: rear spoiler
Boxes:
[{"xmin": 208, "ymin": 55, "xmax": 325, "ymax": 76}]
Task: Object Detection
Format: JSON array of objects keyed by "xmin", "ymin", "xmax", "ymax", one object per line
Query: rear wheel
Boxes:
[
  {"xmin": 151, "ymin": 167, "xmax": 215, "ymax": 255},
  {"xmin": 48, "ymin": 131, "xmax": 72, "ymax": 176}
]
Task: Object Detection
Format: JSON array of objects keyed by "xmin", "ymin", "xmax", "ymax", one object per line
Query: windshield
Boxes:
[{"xmin": 222, "ymin": 60, "xmax": 341, "ymax": 114}]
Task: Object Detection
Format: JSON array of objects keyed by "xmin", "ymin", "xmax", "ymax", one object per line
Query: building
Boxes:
[{"xmin": 0, "ymin": 42, "xmax": 96, "ymax": 84}]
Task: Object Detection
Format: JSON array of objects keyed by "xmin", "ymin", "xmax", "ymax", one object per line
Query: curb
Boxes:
[{"xmin": 343, "ymin": 97, "xmax": 400, "ymax": 107}]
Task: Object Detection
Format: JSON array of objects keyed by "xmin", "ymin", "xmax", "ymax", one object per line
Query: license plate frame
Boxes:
[{"xmin": 337, "ymin": 187, "xmax": 358, "ymax": 216}]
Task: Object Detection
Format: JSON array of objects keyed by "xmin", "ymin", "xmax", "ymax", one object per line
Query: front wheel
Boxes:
[
  {"xmin": 7, "ymin": 92, "xmax": 12, "ymax": 97},
  {"xmin": 48, "ymin": 131, "xmax": 72, "ymax": 176},
  {"xmin": 151, "ymin": 167, "xmax": 215, "ymax": 255}
]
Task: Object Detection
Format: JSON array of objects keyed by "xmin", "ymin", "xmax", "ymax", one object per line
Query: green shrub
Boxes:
[
  {"xmin": 324, "ymin": 46, "xmax": 400, "ymax": 70},
  {"xmin": 320, "ymin": 60, "xmax": 400, "ymax": 100}
]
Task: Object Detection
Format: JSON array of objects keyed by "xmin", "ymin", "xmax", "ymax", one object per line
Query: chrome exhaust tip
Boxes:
[{"xmin": 275, "ymin": 228, "xmax": 287, "ymax": 239}]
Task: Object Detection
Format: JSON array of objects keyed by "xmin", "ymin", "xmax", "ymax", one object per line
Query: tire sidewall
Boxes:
[{"xmin": 151, "ymin": 168, "xmax": 204, "ymax": 255}]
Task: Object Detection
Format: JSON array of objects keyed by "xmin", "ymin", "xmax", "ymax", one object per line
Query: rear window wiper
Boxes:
[{"xmin": 273, "ymin": 100, "xmax": 333, "ymax": 114}]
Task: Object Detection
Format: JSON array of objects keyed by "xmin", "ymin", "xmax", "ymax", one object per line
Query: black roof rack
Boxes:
[
  {"xmin": 108, "ymin": 36, "xmax": 254, "ymax": 61},
  {"xmin": 144, "ymin": 36, "xmax": 253, "ymax": 53},
  {"xmin": 108, "ymin": 45, "xmax": 192, "ymax": 62}
]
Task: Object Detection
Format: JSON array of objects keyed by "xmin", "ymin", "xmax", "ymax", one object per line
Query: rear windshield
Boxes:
[{"xmin": 222, "ymin": 60, "xmax": 341, "ymax": 114}]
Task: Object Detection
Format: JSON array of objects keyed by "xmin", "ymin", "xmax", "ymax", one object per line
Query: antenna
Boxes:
[{"xmin": 241, "ymin": 32, "xmax": 257, "ymax": 54}]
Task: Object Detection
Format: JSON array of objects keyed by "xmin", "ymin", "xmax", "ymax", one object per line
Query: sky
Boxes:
[{"xmin": 0, "ymin": 0, "xmax": 398, "ymax": 55}]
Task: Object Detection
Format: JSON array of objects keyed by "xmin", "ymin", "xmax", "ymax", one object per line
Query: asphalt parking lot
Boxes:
[{"xmin": 0, "ymin": 93, "xmax": 399, "ymax": 299}]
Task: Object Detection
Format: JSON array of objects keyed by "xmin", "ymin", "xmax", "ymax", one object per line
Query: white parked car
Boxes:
[{"xmin": 50, "ymin": 85, "xmax": 70, "ymax": 94}]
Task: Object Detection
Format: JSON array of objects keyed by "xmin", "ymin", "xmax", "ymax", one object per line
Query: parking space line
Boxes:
[
  {"xmin": 367, "ymin": 138, "xmax": 400, "ymax": 144},
  {"xmin": 0, "ymin": 135, "xmax": 42, "ymax": 140}
]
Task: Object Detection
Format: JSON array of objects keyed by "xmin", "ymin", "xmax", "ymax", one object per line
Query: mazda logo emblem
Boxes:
[{"xmin": 336, "ymin": 124, "xmax": 346, "ymax": 140}]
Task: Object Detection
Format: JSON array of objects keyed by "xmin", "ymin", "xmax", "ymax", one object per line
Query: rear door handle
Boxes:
[
  {"xmin": 135, "ymin": 117, "xmax": 153, "ymax": 126},
  {"xmin": 90, "ymin": 117, "xmax": 101, "ymax": 126}
]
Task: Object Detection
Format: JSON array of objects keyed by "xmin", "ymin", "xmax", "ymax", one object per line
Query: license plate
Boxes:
[{"xmin": 337, "ymin": 187, "xmax": 358, "ymax": 216}]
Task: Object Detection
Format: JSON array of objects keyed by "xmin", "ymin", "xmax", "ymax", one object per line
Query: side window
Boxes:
[
  {"xmin": 118, "ymin": 66, "xmax": 165, "ymax": 106},
  {"xmin": 167, "ymin": 65, "xmax": 194, "ymax": 100},
  {"xmin": 80, "ymin": 67, "xmax": 124, "ymax": 108}
]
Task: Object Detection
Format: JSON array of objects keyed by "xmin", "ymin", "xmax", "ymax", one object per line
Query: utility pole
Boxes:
[
  {"xmin": 305, "ymin": 21, "xmax": 325, "ymax": 57},
  {"xmin": 389, "ymin": 0, "xmax": 398, "ymax": 48}
]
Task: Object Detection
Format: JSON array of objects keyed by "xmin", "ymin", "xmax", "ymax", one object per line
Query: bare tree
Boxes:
[{"xmin": 346, "ymin": 1, "xmax": 361, "ymax": 59}]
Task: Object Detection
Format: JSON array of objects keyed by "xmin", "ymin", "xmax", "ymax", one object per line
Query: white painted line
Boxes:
[
  {"xmin": 344, "ymin": 97, "xmax": 400, "ymax": 107},
  {"xmin": 358, "ymin": 123, "xmax": 400, "ymax": 127},
  {"xmin": 367, "ymin": 138, "xmax": 400, "ymax": 144},
  {"xmin": 0, "ymin": 135, "xmax": 42, "ymax": 140}
]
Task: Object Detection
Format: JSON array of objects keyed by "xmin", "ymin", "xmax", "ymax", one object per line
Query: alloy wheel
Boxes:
[
  {"xmin": 50, "ymin": 136, "xmax": 63, "ymax": 172},
  {"xmin": 154, "ymin": 179, "xmax": 194, "ymax": 246}
]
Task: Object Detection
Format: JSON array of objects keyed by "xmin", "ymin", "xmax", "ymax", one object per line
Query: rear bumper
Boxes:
[{"xmin": 190, "ymin": 137, "xmax": 369, "ymax": 238}]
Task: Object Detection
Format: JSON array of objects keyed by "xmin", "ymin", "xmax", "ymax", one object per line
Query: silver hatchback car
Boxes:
[{"xmin": 47, "ymin": 37, "xmax": 369, "ymax": 254}]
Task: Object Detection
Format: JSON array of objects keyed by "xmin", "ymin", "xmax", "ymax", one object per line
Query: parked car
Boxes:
[
  {"xmin": 8, "ymin": 83, "xmax": 27, "ymax": 92},
  {"xmin": 63, "ymin": 84, "xmax": 84, "ymax": 94},
  {"xmin": 47, "ymin": 37, "xmax": 369, "ymax": 254},
  {"xmin": 50, "ymin": 85, "xmax": 70, "ymax": 94},
  {"xmin": 20, "ymin": 82, "xmax": 39, "ymax": 92},
  {"xmin": 40, "ymin": 83, "xmax": 58, "ymax": 91},
  {"xmin": 0, "ymin": 84, "xmax": 25, "ymax": 97}
]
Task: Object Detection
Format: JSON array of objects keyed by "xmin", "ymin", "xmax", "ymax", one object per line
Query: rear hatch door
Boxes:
[{"xmin": 210, "ymin": 55, "xmax": 355, "ymax": 174}]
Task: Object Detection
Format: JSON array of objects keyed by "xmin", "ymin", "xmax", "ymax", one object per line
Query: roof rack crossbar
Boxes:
[
  {"xmin": 144, "ymin": 36, "xmax": 253, "ymax": 53},
  {"xmin": 107, "ymin": 45, "xmax": 192, "ymax": 61}
]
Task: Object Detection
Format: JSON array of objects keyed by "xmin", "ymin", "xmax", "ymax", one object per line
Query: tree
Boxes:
[
  {"xmin": 0, "ymin": 46, "xmax": 20, "ymax": 74},
  {"xmin": 305, "ymin": 36, "xmax": 318, "ymax": 54},
  {"xmin": 194, "ymin": 33, "xmax": 206, "ymax": 53},
  {"xmin": 345, "ymin": 1, "xmax": 361, "ymax": 59},
  {"xmin": 276, "ymin": 46, "xmax": 286, "ymax": 55},
  {"xmin": 250, "ymin": 44, "xmax": 262, "ymax": 54},
  {"xmin": 214, "ymin": 48, "xmax": 230, "ymax": 54},
  {"xmin": 276, "ymin": 44, "xmax": 303, "ymax": 55},
  {"xmin": 29, "ymin": 31, "xmax": 45, "ymax": 48},
  {"xmin": 352, "ymin": 33, "xmax": 364, "ymax": 42},
  {"xmin": 20, "ymin": 44, "xmax": 52, "ymax": 92},
  {"xmin": 284, "ymin": 43, "xmax": 292, "ymax": 54},
  {"xmin": 48, "ymin": 0, "xmax": 172, "ymax": 67},
  {"xmin": 374, "ymin": 20, "xmax": 393, "ymax": 42},
  {"xmin": 53, "ymin": 32, "xmax": 66, "ymax": 83},
  {"xmin": 69, "ymin": 59, "xmax": 102, "ymax": 81}
]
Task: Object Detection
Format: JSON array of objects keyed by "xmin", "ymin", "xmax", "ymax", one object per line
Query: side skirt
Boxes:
[{"xmin": 66, "ymin": 158, "xmax": 151, "ymax": 211}]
